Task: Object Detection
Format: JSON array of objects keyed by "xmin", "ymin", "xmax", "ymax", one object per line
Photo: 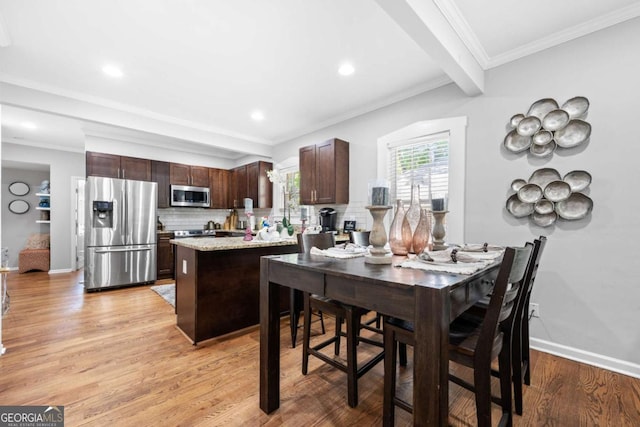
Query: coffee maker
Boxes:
[{"xmin": 318, "ymin": 207, "xmax": 336, "ymax": 232}]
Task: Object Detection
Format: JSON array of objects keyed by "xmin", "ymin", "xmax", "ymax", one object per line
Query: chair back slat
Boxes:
[
  {"xmin": 475, "ymin": 245, "xmax": 532, "ymax": 362},
  {"xmin": 349, "ymin": 231, "xmax": 371, "ymax": 247},
  {"xmin": 297, "ymin": 233, "xmax": 335, "ymax": 254}
]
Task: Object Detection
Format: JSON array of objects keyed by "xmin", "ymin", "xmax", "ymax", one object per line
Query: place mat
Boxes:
[
  {"xmin": 310, "ymin": 246, "xmax": 367, "ymax": 259},
  {"xmin": 397, "ymin": 258, "xmax": 491, "ymax": 275},
  {"xmin": 396, "ymin": 247, "xmax": 499, "ymax": 274}
]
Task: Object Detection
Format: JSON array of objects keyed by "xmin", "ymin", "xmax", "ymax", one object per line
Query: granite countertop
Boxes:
[{"xmin": 170, "ymin": 236, "xmax": 297, "ymax": 251}]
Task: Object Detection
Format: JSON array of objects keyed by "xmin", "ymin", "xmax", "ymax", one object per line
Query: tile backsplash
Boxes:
[{"xmin": 158, "ymin": 202, "xmax": 376, "ymax": 232}]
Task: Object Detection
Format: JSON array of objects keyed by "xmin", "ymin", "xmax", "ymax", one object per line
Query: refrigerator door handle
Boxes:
[{"xmin": 95, "ymin": 247, "xmax": 151, "ymax": 254}]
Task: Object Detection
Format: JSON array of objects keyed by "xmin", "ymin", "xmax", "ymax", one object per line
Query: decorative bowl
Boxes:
[
  {"xmin": 530, "ymin": 140, "xmax": 556, "ymax": 157},
  {"xmin": 555, "ymin": 193, "xmax": 593, "ymax": 220},
  {"xmin": 532, "ymin": 130, "xmax": 553, "ymax": 145},
  {"xmin": 554, "ymin": 119, "xmax": 591, "ymax": 148},
  {"xmin": 563, "ymin": 170, "xmax": 592, "ymax": 192},
  {"xmin": 534, "ymin": 199, "xmax": 555, "ymax": 214},
  {"xmin": 527, "ymin": 98, "xmax": 559, "ymax": 120},
  {"xmin": 510, "ymin": 113, "xmax": 525, "ymax": 128},
  {"xmin": 532, "ymin": 211, "xmax": 557, "ymax": 227},
  {"xmin": 528, "ymin": 168, "xmax": 561, "ymax": 190},
  {"xmin": 506, "ymin": 194, "xmax": 535, "ymax": 218},
  {"xmin": 543, "ymin": 180, "xmax": 572, "ymax": 202},
  {"xmin": 516, "ymin": 116, "xmax": 542, "ymax": 136},
  {"xmin": 517, "ymin": 183, "xmax": 543, "ymax": 204},
  {"xmin": 542, "ymin": 109, "xmax": 570, "ymax": 131},
  {"xmin": 504, "ymin": 130, "xmax": 532, "ymax": 153},
  {"xmin": 510, "ymin": 178, "xmax": 527, "ymax": 192},
  {"xmin": 561, "ymin": 96, "xmax": 590, "ymax": 119}
]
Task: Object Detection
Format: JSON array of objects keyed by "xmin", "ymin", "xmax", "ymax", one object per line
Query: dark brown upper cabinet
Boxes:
[
  {"xmin": 151, "ymin": 160, "xmax": 171, "ymax": 208},
  {"xmin": 299, "ymin": 138, "xmax": 349, "ymax": 205},
  {"xmin": 86, "ymin": 151, "xmax": 151, "ymax": 181},
  {"xmin": 170, "ymin": 163, "xmax": 210, "ymax": 187},
  {"xmin": 229, "ymin": 161, "xmax": 272, "ymax": 209},
  {"xmin": 209, "ymin": 168, "xmax": 230, "ymax": 209}
]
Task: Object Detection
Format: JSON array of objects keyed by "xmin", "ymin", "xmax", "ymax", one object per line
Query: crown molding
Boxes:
[
  {"xmin": 434, "ymin": 1, "xmax": 640, "ymax": 70},
  {"xmin": 273, "ymin": 75, "xmax": 452, "ymax": 144},
  {"xmin": 487, "ymin": 3, "xmax": 640, "ymax": 68}
]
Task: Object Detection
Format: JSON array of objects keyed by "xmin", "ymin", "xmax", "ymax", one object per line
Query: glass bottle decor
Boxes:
[
  {"xmin": 412, "ymin": 208, "xmax": 432, "ymax": 255},
  {"xmin": 404, "ymin": 184, "xmax": 421, "ymax": 253},
  {"xmin": 389, "ymin": 200, "xmax": 411, "ymax": 255}
]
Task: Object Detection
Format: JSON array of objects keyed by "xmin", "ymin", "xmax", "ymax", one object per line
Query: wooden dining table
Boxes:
[{"xmin": 259, "ymin": 252, "xmax": 500, "ymax": 426}]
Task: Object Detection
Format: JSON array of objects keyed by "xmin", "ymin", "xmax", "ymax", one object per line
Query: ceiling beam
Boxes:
[
  {"xmin": 1, "ymin": 82, "xmax": 273, "ymax": 158},
  {"xmin": 375, "ymin": 0, "xmax": 484, "ymax": 96}
]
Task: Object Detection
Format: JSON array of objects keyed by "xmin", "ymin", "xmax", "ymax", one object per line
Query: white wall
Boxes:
[
  {"xmin": 2, "ymin": 143, "xmax": 85, "ymax": 271},
  {"xmin": 274, "ymin": 18, "xmax": 640, "ymax": 371}
]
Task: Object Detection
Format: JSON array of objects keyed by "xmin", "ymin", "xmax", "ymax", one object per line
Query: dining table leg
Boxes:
[
  {"xmin": 260, "ymin": 257, "xmax": 281, "ymax": 413},
  {"xmin": 413, "ymin": 285, "xmax": 450, "ymax": 426}
]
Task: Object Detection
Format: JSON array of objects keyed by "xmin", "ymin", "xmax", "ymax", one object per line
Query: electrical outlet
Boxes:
[{"xmin": 529, "ymin": 303, "xmax": 540, "ymax": 318}]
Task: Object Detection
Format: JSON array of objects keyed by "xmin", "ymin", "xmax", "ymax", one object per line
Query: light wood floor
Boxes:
[{"xmin": 1, "ymin": 270, "xmax": 639, "ymax": 426}]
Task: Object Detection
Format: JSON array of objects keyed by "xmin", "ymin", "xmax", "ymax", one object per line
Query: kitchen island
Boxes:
[{"xmin": 172, "ymin": 236, "xmax": 298, "ymax": 344}]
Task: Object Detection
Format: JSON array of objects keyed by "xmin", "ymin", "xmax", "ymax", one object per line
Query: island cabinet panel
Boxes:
[
  {"xmin": 209, "ymin": 168, "xmax": 229, "ymax": 209},
  {"xmin": 175, "ymin": 243, "xmax": 296, "ymax": 344},
  {"xmin": 151, "ymin": 160, "xmax": 171, "ymax": 208},
  {"xmin": 299, "ymin": 138, "xmax": 349, "ymax": 205},
  {"xmin": 86, "ymin": 152, "xmax": 152, "ymax": 181}
]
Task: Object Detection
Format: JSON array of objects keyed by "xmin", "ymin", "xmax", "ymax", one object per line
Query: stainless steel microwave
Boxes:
[{"xmin": 170, "ymin": 185, "xmax": 210, "ymax": 208}]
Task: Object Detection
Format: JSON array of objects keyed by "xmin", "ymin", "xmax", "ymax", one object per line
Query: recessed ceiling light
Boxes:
[
  {"xmin": 102, "ymin": 64, "xmax": 123, "ymax": 78},
  {"xmin": 251, "ymin": 111, "xmax": 265, "ymax": 121},
  {"xmin": 21, "ymin": 121, "xmax": 37, "ymax": 130},
  {"xmin": 338, "ymin": 63, "xmax": 355, "ymax": 76}
]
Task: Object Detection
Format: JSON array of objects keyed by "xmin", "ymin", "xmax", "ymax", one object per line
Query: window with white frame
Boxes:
[
  {"xmin": 377, "ymin": 116, "xmax": 467, "ymax": 243},
  {"xmin": 387, "ymin": 131, "xmax": 449, "ymax": 206}
]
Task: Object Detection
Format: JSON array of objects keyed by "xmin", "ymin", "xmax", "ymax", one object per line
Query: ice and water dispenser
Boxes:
[{"xmin": 92, "ymin": 201, "xmax": 113, "ymax": 228}]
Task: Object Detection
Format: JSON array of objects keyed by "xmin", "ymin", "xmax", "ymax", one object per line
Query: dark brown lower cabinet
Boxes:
[{"xmin": 157, "ymin": 232, "xmax": 175, "ymax": 280}]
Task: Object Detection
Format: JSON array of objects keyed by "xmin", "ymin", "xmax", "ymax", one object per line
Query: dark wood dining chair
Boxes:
[
  {"xmin": 289, "ymin": 233, "xmax": 332, "ymax": 348},
  {"xmin": 299, "ymin": 232, "xmax": 384, "ymax": 408},
  {"xmin": 383, "ymin": 244, "xmax": 533, "ymax": 427},
  {"xmin": 347, "ymin": 230, "xmax": 384, "ymax": 331},
  {"xmin": 512, "ymin": 235, "xmax": 546, "ymax": 414},
  {"xmin": 460, "ymin": 236, "xmax": 547, "ymax": 415}
]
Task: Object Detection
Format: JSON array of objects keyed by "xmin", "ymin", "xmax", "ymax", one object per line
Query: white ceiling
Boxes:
[{"xmin": 1, "ymin": 0, "xmax": 639, "ymax": 158}]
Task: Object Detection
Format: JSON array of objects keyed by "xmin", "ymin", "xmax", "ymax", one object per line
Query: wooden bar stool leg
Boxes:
[
  {"xmin": 345, "ymin": 305, "xmax": 358, "ymax": 408},
  {"xmin": 383, "ymin": 324, "xmax": 397, "ymax": 427},
  {"xmin": 302, "ymin": 292, "xmax": 312, "ymax": 375}
]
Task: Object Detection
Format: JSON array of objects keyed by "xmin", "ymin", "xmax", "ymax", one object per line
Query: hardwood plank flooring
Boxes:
[{"xmin": 1, "ymin": 270, "xmax": 638, "ymax": 426}]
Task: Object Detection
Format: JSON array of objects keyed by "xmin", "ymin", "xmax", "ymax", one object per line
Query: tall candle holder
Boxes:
[
  {"xmin": 365, "ymin": 205, "xmax": 392, "ymax": 264},
  {"xmin": 431, "ymin": 210, "xmax": 449, "ymax": 251}
]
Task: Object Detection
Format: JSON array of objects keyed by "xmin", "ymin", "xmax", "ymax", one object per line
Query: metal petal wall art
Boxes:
[
  {"xmin": 506, "ymin": 169, "xmax": 593, "ymax": 227},
  {"xmin": 504, "ymin": 96, "xmax": 590, "ymax": 157}
]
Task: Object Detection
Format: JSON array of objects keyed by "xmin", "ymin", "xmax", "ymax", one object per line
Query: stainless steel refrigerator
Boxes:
[{"xmin": 84, "ymin": 177, "xmax": 157, "ymax": 291}]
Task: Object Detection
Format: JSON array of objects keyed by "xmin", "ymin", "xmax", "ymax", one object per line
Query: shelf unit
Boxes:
[{"xmin": 36, "ymin": 193, "xmax": 50, "ymax": 224}]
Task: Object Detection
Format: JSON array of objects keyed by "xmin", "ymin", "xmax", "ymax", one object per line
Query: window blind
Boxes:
[{"xmin": 387, "ymin": 131, "xmax": 450, "ymax": 207}]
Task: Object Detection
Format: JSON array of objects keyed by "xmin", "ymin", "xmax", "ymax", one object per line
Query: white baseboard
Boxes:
[
  {"xmin": 48, "ymin": 268, "xmax": 73, "ymax": 274},
  {"xmin": 531, "ymin": 338, "xmax": 640, "ymax": 379}
]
